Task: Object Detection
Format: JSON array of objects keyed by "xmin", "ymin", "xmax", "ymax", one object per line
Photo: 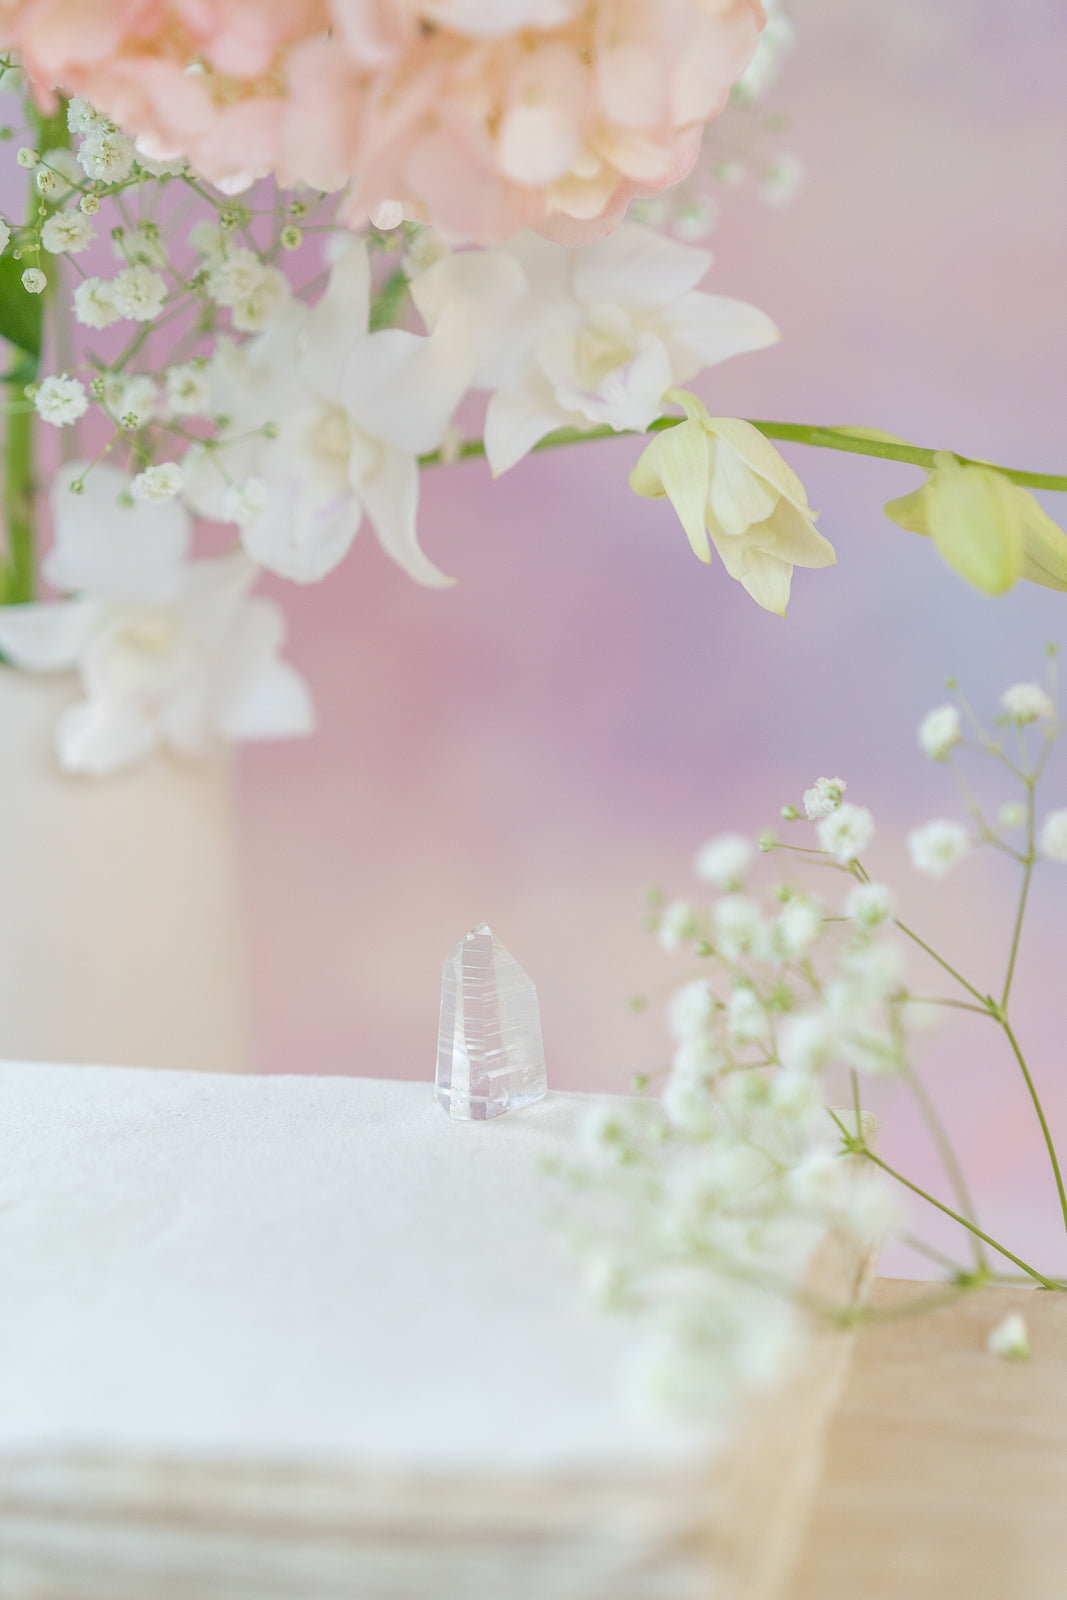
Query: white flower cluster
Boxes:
[
  {"xmin": 560, "ymin": 812, "xmax": 911, "ymax": 1413},
  {"xmin": 0, "ymin": 464, "xmax": 312, "ymax": 775},
  {"xmin": 563, "ymin": 662, "xmax": 1067, "ymax": 1406}
]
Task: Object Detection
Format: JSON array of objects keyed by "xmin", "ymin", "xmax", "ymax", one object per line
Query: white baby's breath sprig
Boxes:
[
  {"xmin": 907, "ymin": 819, "xmax": 970, "ymax": 879},
  {"xmin": 816, "ymin": 802, "xmax": 874, "ymax": 864},
  {"xmin": 562, "ymin": 658, "xmax": 1067, "ymax": 1412}
]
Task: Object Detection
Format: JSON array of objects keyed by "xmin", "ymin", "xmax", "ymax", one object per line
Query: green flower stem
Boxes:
[
  {"xmin": 893, "ymin": 918, "xmax": 987, "ymax": 1004},
  {"xmin": 899, "ymin": 1231, "xmax": 967, "ymax": 1276},
  {"xmin": 3, "ymin": 393, "xmax": 35, "ymax": 603},
  {"xmin": 899, "ymin": 1059, "xmax": 987, "ymax": 1274},
  {"xmin": 744, "ymin": 422, "xmax": 1067, "ymax": 492},
  {"xmin": 419, "ymin": 416, "xmax": 1067, "ymax": 492},
  {"xmin": 1002, "ymin": 782, "xmax": 1036, "ymax": 1009},
  {"xmin": 831, "ymin": 1121, "xmax": 1063, "ymax": 1289},
  {"xmin": 1001, "ymin": 1017, "xmax": 1067, "ymax": 1241},
  {"xmin": 1, "ymin": 98, "xmax": 71, "ymax": 604}
]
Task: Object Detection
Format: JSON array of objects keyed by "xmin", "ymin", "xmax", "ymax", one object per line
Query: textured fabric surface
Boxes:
[{"xmin": 0, "ymin": 1062, "xmax": 700, "ymax": 1471}]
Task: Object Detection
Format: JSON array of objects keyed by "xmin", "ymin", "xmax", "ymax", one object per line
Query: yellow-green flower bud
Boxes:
[{"xmin": 885, "ymin": 452, "xmax": 1067, "ymax": 595}]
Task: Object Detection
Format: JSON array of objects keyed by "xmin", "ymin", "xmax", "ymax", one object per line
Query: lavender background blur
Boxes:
[{"xmin": 225, "ymin": 0, "xmax": 1067, "ymax": 1279}]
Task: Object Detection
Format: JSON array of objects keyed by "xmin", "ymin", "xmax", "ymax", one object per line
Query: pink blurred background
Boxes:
[{"xmin": 229, "ymin": 0, "xmax": 1067, "ymax": 1280}]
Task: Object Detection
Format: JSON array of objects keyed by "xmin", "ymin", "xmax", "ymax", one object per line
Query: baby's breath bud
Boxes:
[
  {"xmin": 68, "ymin": 477, "xmax": 85, "ymax": 494},
  {"xmin": 694, "ymin": 939, "xmax": 714, "ymax": 958},
  {"xmin": 17, "ymin": 146, "xmax": 39, "ymax": 168},
  {"xmin": 774, "ymin": 884, "xmax": 792, "ymax": 902},
  {"xmin": 34, "ymin": 167, "xmax": 59, "ymax": 196},
  {"xmin": 21, "ymin": 267, "xmax": 46, "ymax": 293},
  {"xmin": 261, "ymin": 420, "xmax": 279, "ymax": 439},
  {"xmin": 79, "ymin": 193, "xmax": 100, "ymax": 216},
  {"xmin": 780, "ymin": 804, "xmax": 800, "ymax": 821},
  {"xmin": 918, "ymin": 704, "xmax": 961, "ymax": 761},
  {"xmin": 289, "ymin": 200, "xmax": 307, "ymax": 218},
  {"xmin": 803, "ymin": 776, "xmax": 847, "ymax": 821},
  {"xmin": 987, "ymin": 1312, "xmax": 1030, "ymax": 1362},
  {"xmin": 758, "ymin": 830, "xmax": 778, "ymax": 852},
  {"xmin": 997, "ymin": 801, "xmax": 1026, "ymax": 832},
  {"xmin": 89, "ymin": 375, "xmax": 106, "ymax": 399},
  {"xmin": 280, "ymin": 224, "xmax": 302, "ymax": 250},
  {"xmin": 120, "ymin": 411, "xmax": 140, "ymax": 429},
  {"xmin": 1000, "ymin": 682, "xmax": 1055, "ymax": 724},
  {"xmin": 219, "ymin": 206, "xmax": 244, "ymax": 231},
  {"xmin": 630, "ymin": 1074, "xmax": 649, "ymax": 1091},
  {"xmin": 628, "ymin": 995, "xmax": 647, "ymax": 1013},
  {"xmin": 1046, "ymin": 641, "xmax": 1058, "ymax": 658}
]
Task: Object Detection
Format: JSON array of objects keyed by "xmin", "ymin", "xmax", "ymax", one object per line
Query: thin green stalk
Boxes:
[
  {"xmin": 850, "ymin": 1068, "xmax": 863, "ymax": 1141},
  {"xmin": 1001, "ymin": 784, "xmax": 1035, "ymax": 1009},
  {"xmin": 826, "ymin": 1111, "xmax": 1060, "ymax": 1288},
  {"xmin": 893, "ymin": 918, "xmax": 986, "ymax": 1004},
  {"xmin": 419, "ymin": 415, "xmax": 1067, "ymax": 492},
  {"xmin": 1001, "ymin": 1018, "xmax": 1067, "ymax": 1240},
  {"xmin": 900, "ymin": 1059, "xmax": 986, "ymax": 1273},
  {"xmin": 3, "ymin": 398, "xmax": 35, "ymax": 603},
  {"xmin": 904, "ymin": 996, "xmax": 994, "ymax": 1017},
  {"xmin": 899, "ymin": 1232, "xmax": 967, "ymax": 1276},
  {"xmin": 745, "ymin": 422, "xmax": 1067, "ymax": 492}
]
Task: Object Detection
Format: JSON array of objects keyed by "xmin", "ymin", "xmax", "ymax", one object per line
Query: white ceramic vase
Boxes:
[{"xmin": 0, "ymin": 667, "xmax": 248, "ymax": 1073}]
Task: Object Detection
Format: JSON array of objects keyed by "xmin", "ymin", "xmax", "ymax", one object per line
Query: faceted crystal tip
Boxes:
[{"xmin": 435, "ymin": 923, "xmax": 547, "ymax": 1121}]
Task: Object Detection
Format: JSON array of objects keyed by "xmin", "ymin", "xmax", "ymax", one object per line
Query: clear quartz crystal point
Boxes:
[{"xmin": 435, "ymin": 923, "xmax": 547, "ymax": 1120}]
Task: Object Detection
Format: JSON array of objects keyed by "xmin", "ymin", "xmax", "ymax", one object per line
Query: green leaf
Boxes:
[{"xmin": 0, "ymin": 253, "xmax": 42, "ymax": 361}]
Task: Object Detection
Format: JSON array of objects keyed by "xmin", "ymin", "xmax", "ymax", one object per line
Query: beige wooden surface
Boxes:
[{"xmin": 791, "ymin": 1279, "xmax": 1067, "ymax": 1600}]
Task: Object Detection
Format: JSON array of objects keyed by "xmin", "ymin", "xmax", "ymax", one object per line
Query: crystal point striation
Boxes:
[{"xmin": 435, "ymin": 923, "xmax": 547, "ymax": 1120}]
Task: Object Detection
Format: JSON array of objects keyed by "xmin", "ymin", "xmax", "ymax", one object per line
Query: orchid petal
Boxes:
[
  {"xmin": 630, "ymin": 419, "xmax": 713, "ymax": 562},
  {"xmin": 409, "ymin": 249, "xmax": 528, "ymax": 388},
  {"xmin": 573, "ymin": 222, "xmax": 710, "ymax": 310},
  {"xmin": 703, "ymin": 416, "xmax": 809, "ymax": 509},
  {"xmin": 357, "ymin": 443, "xmax": 454, "ymax": 587},
  {"xmin": 661, "ymin": 292, "xmax": 779, "ymax": 376},
  {"xmin": 301, "ymin": 241, "xmax": 372, "ymax": 402},
  {"xmin": 239, "ymin": 474, "xmax": 363, "ymax": 584},
  {"xmin": 483, "ymin": 383, "xmax": 570, "ymax": 476},
  {"xmin": 342, "ymin": 326, "xmax": 467, "ymax": 457},
  {"xmin": 213, "ymin": 598, "xmax": 316, "ymax": 740},
  {"xmin": 707, "ymin": 437, "xmax": 779, "ymax": 539},
  {"xmin": 0, "ymin": 599, "xmax": 98, "ymax": 671},
  {"xmin": 55, "ymin": 697, "xmax": 157, "ymax": 776},
  {"xmin": 46, "ymin": 462, "xmax": 190, "ymax": 603},
  {"xmin": 734, "ymin": 549, "xmax": 794, "ymax": 616}
]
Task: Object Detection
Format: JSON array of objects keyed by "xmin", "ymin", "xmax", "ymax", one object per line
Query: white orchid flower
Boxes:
[
  {"xmin": 629, "ymin": 390, "xmax": 836, "ymax": 614},
  {"xmin": 409, "ymin": 221, "xmax": 779, "ymax": 475},
  {"xmin": 0, "ymin": 463, "xmax": 313, "ymax": 775},
  {"xmin": 186, "ymin": 241, "xmax": 478, "ymax": 587}
]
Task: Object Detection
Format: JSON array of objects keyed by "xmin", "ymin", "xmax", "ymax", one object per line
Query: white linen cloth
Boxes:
[{"xmin": 0, "ymin": 1063, "xmax": 731, "ymax": 1600}]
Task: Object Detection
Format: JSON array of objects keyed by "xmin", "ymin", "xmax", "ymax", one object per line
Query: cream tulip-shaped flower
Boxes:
[
  {"xmin": 630, "ymin": 390, "xmax": 835, "ymax": 613},
  {"xmin": 884, "ymin": 450, "xmax": 1067, "ymax": 595}
]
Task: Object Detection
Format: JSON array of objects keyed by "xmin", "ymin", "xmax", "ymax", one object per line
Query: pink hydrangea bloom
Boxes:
[{"xmin": 3, "ymin": 0, "xmax": 765, "ymax": 244}]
